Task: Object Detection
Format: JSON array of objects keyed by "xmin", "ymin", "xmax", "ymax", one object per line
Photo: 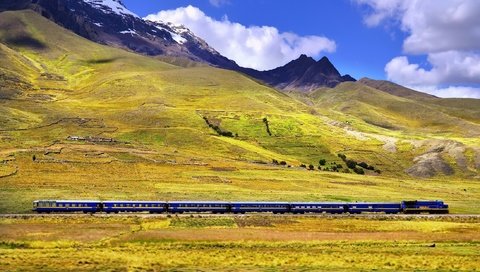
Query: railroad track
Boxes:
[{"xmin": 1, "ymin": 213, "xmax": 479, "ymax": 219}]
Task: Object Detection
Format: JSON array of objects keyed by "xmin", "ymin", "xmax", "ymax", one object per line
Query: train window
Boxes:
[{"xmin": 369, "ymin": 206, "xmax": 373, "ymax": 209}]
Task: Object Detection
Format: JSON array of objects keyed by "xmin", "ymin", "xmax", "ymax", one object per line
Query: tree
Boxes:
[
  {"xmin": 280, "ymin": 161, "xmax": 287, "ymax": 166},
  {"xmin": 337, "ymin": 153, "xmax": 347, "ymax": 161},
  {"xmin": 319, "ymin": 159, "xmax": 326, "ymax": 166},
  {"xmin": 300, "ymin": 164, "xmax": 306, "ymax": 168},
  {"xmin": 32, "ymin": 155, "xmax": 36, "ymax": 162},
  {"xmin": 308, "ymin": 164, "xmax": 315, "ymax": 170}
]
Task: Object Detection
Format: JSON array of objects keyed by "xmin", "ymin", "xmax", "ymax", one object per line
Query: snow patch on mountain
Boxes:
[
  {"xmin": 83, "ymin": 0, "xmax": 138, "ymax": 18},
  {"xmin": 119, "ymin": 29, "xmax": 137, "ymax": 36}
]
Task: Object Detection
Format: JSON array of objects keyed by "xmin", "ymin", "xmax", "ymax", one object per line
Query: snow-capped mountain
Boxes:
[
  {"xmin": 0, "ymin": 0, "xmax": 238, "ymax": 68},
  {"xmin": 0, "ymin": 0, "xmax": 354, "ymax": 90},
  {"xmin": 82, "ymin": 0, "xmax": 138, "ymax": 18}
]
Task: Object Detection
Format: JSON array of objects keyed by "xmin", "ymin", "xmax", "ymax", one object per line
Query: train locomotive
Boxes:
[{"xmin": 33, "ymin": 200, "xmax": 449, "ymax": 214}]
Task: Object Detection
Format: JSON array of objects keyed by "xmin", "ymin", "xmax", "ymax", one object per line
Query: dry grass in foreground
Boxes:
[{"xmin": 0, "ymin": 215, "xmax": 479, "ymax": 271}]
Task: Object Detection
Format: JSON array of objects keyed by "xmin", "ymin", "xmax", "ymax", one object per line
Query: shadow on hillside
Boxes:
[
  {"xmin": 86, "ymin": 57, "xmax": 123, "ymax": 64},
  {"xmin": 5, "ymin": 35, "xmax": 46, "ymax": 49}
]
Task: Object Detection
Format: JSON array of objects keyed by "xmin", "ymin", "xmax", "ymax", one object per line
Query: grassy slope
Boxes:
[{"xmin": 0, "ymin": 10, "xmax": 479, "ymax": 213}]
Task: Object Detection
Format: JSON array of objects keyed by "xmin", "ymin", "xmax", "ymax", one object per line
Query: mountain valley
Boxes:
[{"xmin": 0, "ymin": 6, "xmax": 479, "ymax": 214}]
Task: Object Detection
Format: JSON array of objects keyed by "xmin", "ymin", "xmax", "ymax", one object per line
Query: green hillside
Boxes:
[{"xmin": 0, "ymin": 10, "xmax": 479, "ymax": 213}]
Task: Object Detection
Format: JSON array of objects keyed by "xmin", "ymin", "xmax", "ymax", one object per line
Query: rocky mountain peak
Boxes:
[{"xmin": 82, "ymin": 0, "xmax": 137, "ymax": 17}]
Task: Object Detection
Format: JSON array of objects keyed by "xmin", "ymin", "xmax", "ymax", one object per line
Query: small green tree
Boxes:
[{"xmin": 319, "ymin": 159, "xmax": 326, "ymax": 166}]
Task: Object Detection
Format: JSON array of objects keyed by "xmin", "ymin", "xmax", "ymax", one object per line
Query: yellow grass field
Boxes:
[{"xmin": 0, "ymin": 215, "xmax": 479, "ymax": 271}]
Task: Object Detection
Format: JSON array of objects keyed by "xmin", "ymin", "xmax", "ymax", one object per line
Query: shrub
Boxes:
[
  {"xmin": 332, "ymin": 166, "xmax": 337, "ymax": 171},
  {"xmin": 358, "ymin": 162, "xmax": 369, "ymax": 169},
  {"xmin": 203, "ymin": 116, "xmax": 235, "ymax": 137},
  {"xmin": 272, "ymin": 159, "xmax": 279, "ymax": 165},
  {"xmin": 346, "ymin": 160, "xmax": 357, "ymax": 169},
  {"xmin": 319, "ymin": 159, "xmax": 326, "ymax": 166},
  {"xmin": 367, "ymin": 165, "xmax": 375, "ymax": 171},
  {"xmin": 279, "ymin": 161, "xmax": 287, "ymax": 166},
  {"xmin": 336, "ymin": 164, "xmax": 343, "ymax": 169},
  {"xmin": 375, "ymin": 169, "xmax": 381, "ymax": 174},
  {"xmin": 308, "ymin": 164, "xmax": 315, "ymax": 170},
  {"xmin": 262, "ymin": 117, "xmax": 272, "ymax": 136},
  {"xmin": 300, "ymin": 164, "xmax": 306, "ymax": 168},
  {"xmin": 337, "ymin": 153, "xmax": 347, "ymax": 161},
  {"xmin": 353, "ymin": 167, "xmax": 365, "ymax": 175}
]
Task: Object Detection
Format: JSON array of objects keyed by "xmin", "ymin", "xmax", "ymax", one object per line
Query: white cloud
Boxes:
[
  {"xmin": 385, "ymin": 51, "xmax": 480, "ymax": 86},
  {"xmin": 145, "ymin": 6, "xmax": 336, "ymax": 70},
  {"xmin": 356, "ymin": 0, "xmax": 480, "ymax": 98},
  {"xmin": 407, "ymin": 85, "xmax": 480, "ymax": 99}
]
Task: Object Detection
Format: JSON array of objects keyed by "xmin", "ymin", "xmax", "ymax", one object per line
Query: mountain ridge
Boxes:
[{"xmin": 0, "ymin": 0, "xmax": 354, "ymax": 91}]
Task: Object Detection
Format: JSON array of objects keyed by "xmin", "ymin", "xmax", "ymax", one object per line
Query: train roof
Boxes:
[
  {"xmin": 168, "ymin": 201, "xmax": 230, "ymax": 204},
  {"xmin": 103, "ymin": 200, "xmax": 167, "ymax": 203},
  {"xmin": 231, "ymin": 202, "xmax": 290, "ymax": 204},
  {"xmin": 347, "ymin": 202, "xmax": 401, "ymax": 205},
  {"xmin": 33, "ymin": 200, "xmax": 101, "ymax": 203},
  {"xmin": 290, "ymin": 202, "xmax": 348, "ymax": 205}
]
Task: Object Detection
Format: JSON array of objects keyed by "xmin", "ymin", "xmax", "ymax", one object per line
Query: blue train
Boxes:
[{"xmin": 33, "ymin": 200, "xmax": 449, "ymax": 214}]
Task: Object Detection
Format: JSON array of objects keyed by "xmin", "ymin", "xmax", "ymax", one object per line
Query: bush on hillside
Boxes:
[
  {"xmin": 337, "ymin": 153, "xmax": 347, "ymax": 161},
  {"xmin": 262, "ymin": 117, "xmax": 272, "ymax": 136},
  {"xmin": 358, "ymin": 162, "xmax": 369, "ymax": 169},
  {"xmin": 346, "ymin": 160, "xmax": 357, "ymax": 169},
  {"xmin": 203, "ymin": 116, "xmax": 235, "ymax": 138},
  {"xmin": 319, "ymin": 159, "xmax": 326, "ymax": 166},
  {"xmin": 353, "ymin": 167, "xmax": 365, "ymax": 175}
]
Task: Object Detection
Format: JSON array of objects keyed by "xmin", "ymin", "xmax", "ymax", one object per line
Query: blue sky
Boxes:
[
  {"xmin": 124, "ymin": 0, "xmax": 402, "ymax": 79},
  {"xmin": 123, "ymin": 0, "xmax": 480, "ymax": 98}
]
